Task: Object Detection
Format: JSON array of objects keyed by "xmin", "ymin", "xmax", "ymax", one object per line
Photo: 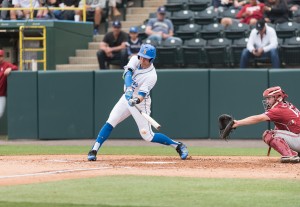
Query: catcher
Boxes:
[{"xmin": 219, "ymin": 86, "xmax": 300, "ymax": 163}]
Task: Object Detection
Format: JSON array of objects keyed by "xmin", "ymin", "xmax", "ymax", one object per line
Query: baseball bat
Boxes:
[
  {"xmin": 134, "ymin": 105, "xmax": 161, "ymax": 130},
  {"xmin": 267, "ymin": 146, "xmax": 271, "ymax": 156}
]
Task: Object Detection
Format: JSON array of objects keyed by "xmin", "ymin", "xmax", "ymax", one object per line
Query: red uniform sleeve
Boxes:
[
  {"xmin": 265, "ymin": 107, "xmax": 283, "ymax": 122},
  {"xmin": 236, "ymin": 5, "xmax": 247, "ymax": 19}
]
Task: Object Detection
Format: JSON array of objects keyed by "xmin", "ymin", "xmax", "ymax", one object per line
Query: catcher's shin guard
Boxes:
[{"xmin": 262, "ymin": 130, "xmax": 298, "ymax": 156}]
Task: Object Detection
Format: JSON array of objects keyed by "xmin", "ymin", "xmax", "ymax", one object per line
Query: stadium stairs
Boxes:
[{"xmin": 56, "ymin": 0, "xmax": 166, "ymax": 71}]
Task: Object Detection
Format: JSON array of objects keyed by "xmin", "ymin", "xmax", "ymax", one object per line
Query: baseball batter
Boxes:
[
  {"xmin": 0, "ymin": 49, "xmax": 18, "ymax": 119},
  {"xmin": 88, "ymin": 44, "xmax": 189, "ymax": 161},
  {"xmin": 233, "ymin": 86, "xmax": 300, "ymax": 163}
]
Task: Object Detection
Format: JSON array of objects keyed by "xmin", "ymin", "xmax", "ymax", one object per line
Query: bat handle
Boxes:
[{"xmin": 267, "ymin": 146, "xmax": 271, "ymax": 156}]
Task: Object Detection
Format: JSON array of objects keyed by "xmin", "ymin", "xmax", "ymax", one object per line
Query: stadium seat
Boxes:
[
  {"xmin": 200, "ymin": 23, "xmax": 224, "ymax": 40},
  {"xmin": 218, "ymin": 7, "xmax": 240, "ymax": 21},
  {"xmin": 275, "ymin": 22, "xmax": 300, "ymax": 39},
  {"xmin": 165, "ymin": 0, "xmax": 189, "ymax": 13},
  {"xmin": 143, "ymin": 38, "xmax": 160, "ymax": 47},
  {"xmin": 193, "ymin": 9, "xmax": 218, "ymax": 25},
  {"xmin": 231, "ymin": 37, "xmax": 249, "ymax": 67},
  {"xmin": 182, "ymin": 38, "xmax": 207, "ymax": 67},
  {"xmin": 136, "ymin": 24, "xmax": 148, "ymax": 40},
  {"xmin": 224, "ymin": 22, "xmax": 250, "ymax": 40},
  {"xmin": 205, "ymin": 37, "xmax": 231, "ymax": 67},
  {"xmin": 175, "ymin": 23, "xmax": 201, "ymax": 40},
  {"xmin": 187, "ymin": 0, "xmax": 211, "ymax": 12},
  {"xmin": 170, "ymin": 10, "xmax": 194, "ymax": 31},
  {"xmin": 280, "ymin": 36, "xmax": 300, "ymax": 66},
  {"xmin": 155, "ymin": 38, "xmax": 183, "ymax": 68}
]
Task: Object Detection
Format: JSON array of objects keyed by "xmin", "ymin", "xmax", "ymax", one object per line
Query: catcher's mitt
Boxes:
[{"xmin": 218, "ymin": 114, "xmax": 235, "ymax": 140}]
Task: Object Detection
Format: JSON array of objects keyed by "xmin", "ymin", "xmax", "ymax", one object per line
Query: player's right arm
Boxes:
[{"xmin": 233, "ymin": 114, "xmax": 270, "ymax": 128}]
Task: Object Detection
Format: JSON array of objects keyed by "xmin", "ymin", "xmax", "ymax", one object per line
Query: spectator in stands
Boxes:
[
  {"xmin": 286, "ymin": 0, "xmax": 299, "ymax": 12},
  {"xmin": 0, "ymin": 49, "xmax": 18, "ymax": 119},
  {"xmin": 145, "ymin": 6, "xmax": 181, "ymax": 45},
  {"xmin": 10, "ymin": 0, "xmax": 43, "ymax": 19},
  {"xmin": 126, "ymin": 26, "xmax": 142, "ymax": 60},
  {"xmin": 76, "ymin": 0, "xmax": 107, "ymax": 35},
  {"xmin": 96, "ymin": 20, "xmax": 128, "ymax": 69},
  {"xmin": 109, "ymin": 0, "xmax": 121, "ymax": 17},
  {"xmin": 1, "ymin": 0, "xmax": 13, "ymax": 20},
  {"xmin": 210, "ymin": 0, "xmax": 246, "ymax": 12},
  {"xmin": 264, "ymin": 0, "xmax": 289, "ymax": 24},
  {"xmin": 48, "ymin": 0, "xmax": 80, "ymax": 20},
  {"xmin": 221, "ymin": 0, "xmax": 264, "ymax": 27},
  {"xmin": 240, "ymin": 19, "xmax": 280, "ymax": 68}
]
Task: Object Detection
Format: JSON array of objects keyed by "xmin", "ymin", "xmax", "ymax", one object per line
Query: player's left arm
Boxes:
[{"xmin": 233, "ymin": 113, "xmax": 270, "ymax": 128}]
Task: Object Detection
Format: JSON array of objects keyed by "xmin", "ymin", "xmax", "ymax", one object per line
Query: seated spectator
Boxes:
[
  {"xmin": 126, "ymin": 26, "xmax": 142, "ymax": 60},
  {"xmin": 10, "ymin": 0, "xmax": 42, "ymax": 19},
  {"xmin": 145, "ymin": 6, "xmax": 182, "ymax": 45},
  {"xmin": 49, "ymin": 0, "xmax": 80, "ymax": 20},
  {"xmin": 1, "ymin": 0, "xmax": 13, "ymax": 20},
  {"xmin": 286, "ymin": 0, "xmax": 299, "ymax": 12},
  {"xmin": 264, "ymin": 0, "xmax": 289, "ymax": 24},
  {"xmin": 221, "ymin": 0, "xmax": 264, "ymax": 27},
  {"xmin": 96, "ymin": 20, "xmax": 128, "ymax": 69},
  {"xmin": 209, "ymin": 0, "xmax": 246, "ymax": 12},
  {"xmin": 76, "ymin": 0, "xmax": 106, "ymax": 35},
  {"xmin": 109, "ymin": 0, "xmax": 121, "ymax": 17},
  {"xmin": 240, "ymin": 19, "xmax": 280, "ymax": 68}
]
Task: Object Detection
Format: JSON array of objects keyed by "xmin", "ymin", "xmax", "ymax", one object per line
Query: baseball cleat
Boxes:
[
  {"xmin": 87, "ymin": 150, "xmax": 97, "ymax": 161},
  {"xmin": 176, "ymin": 142, "xmax": 189, "ymax": 160},
  {"xmin": 280, "ymin": 156, "xmax": 300, "ymax": 163}
]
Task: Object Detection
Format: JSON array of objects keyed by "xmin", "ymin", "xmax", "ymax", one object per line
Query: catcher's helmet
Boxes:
[
  {"xmin": 138, "ymin": 44, "xmax": 156, "ymax": 63},
  {"xmin": 262, "ymin": 86, "xmax": 288, "ymax": 110}
]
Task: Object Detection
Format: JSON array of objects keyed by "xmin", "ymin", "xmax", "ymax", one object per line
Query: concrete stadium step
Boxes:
[
  {"xmin": 56, "ymin": 64, "xmax": 99, "ymax": 71},
  {"xmin": 126, "ymin": 14, "xmax": 149, "ymax": 22},
  {"xmin": 69, "ymin": 57, "xmax": 98, "ymax": 64},
  {"xmin": 76, "ymin": 49, "xmax": 98, "ymax": 57},
  {"xmin": 127, "ymin": 7, "xmax": 158, "ymax": 14},
  {"xmin": 88, "ymin": 42, "xmax": 99, "ymax": 50},
  {"xmin": 144, "ymin": 0, "xmax": 165, "ymax": 7},
  {"xmin": 93, "ymin": 35, "xmax": 104, "ymax": 42}
]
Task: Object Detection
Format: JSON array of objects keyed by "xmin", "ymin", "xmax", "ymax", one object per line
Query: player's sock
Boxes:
[
  {"xmin": 92, "ymin": 122, "xmax": 113, "ymax": 151},
  {"xmin": 151, "ymin": 133, "xmax": 180, "ymax": 148}
]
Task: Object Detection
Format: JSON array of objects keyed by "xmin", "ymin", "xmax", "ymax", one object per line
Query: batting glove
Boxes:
[
  {"xmin": 128, "ymin": 97, "xmax": 140, "ymax": 107},
  {"xmin": 125, "ymin": 88, "xmax": 133, "ymax": 100}
]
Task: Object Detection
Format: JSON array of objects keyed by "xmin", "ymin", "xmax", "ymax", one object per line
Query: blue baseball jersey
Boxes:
[{"xmin": 123, "ymin": 55, "xmax": 157, "ymax": 99}]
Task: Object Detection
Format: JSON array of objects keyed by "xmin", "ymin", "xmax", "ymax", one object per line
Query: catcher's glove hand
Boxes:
[{"xmin": 218, "ymin": 114, "xmax": 235, "ymax": 140}]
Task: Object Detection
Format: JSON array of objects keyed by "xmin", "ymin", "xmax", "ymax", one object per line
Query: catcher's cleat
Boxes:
[
  {"xmin": 176, "ymin": 142, "xmax": 189, "ymax": 160},
  {"xmin": 87, "ymin": 150, "xmax": 97, "ymax": 161},
  {"xmin": 280, "ymin": 156, "xmax": 300, "ymax": 163}
]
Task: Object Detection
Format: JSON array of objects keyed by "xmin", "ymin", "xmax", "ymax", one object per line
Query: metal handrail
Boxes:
[{"xmin": 19, "ymin": 26, "xmax": 46, "ymax": 71}]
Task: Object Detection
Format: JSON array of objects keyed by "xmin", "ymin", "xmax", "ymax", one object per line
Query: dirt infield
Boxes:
[
  {"xmin": 1, "ymin": 155, "xmax": 300, "ymax": 186},
  {"xmin": 0, "ymin": 139, "xmax": 299, "ymax": 186}
]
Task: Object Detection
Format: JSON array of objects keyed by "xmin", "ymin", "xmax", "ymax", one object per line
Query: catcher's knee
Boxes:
[
  {"xmin": 139, "ymin": 128, "xmax": 153, "ymax": 142},
  {"xmin": 262, "ymin": 130, "xmax": 274, "ymax": 145}
]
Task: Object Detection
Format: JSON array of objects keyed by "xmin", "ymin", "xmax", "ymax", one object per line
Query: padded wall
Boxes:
[
  {"xmin": 269, "ymin": 69, "xmax": 300, "ymax": 106},
  {"xmin": 38, "ymin": 71, "xmax": 94, "ymax": 139},
  {"xmin": 7, "ymin": 71, "xmax": 38, "ymax": 139},
  {"xmin": 152, "ymin": 69, "xmax": 209, "ymax": 138},
  {"xmin": 0, "ymin": 106, "xmax": 7, "ymax": 135},
  {"xmin": 210, "ymin": 69, "xmax": 269, "ymax": 139},
  {"xmin": 94, "ymin": 71, "xmax": 139, "ymax": 138}
]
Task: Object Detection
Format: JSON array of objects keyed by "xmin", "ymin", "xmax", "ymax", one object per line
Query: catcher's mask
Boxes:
[{"xmin": 262, "ymin": 86, "xmax": 288, "ymax": 111}]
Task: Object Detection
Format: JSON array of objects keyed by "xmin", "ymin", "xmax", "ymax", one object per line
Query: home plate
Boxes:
[{"xmin": 142, "ymin": 161, "xmax": 176, "ymax": 164}]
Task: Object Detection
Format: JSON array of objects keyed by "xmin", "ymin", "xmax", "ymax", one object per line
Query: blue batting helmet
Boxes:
[{"xmin": 137, "ymin": 44, "xmax": 156, "ymax": 63}]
